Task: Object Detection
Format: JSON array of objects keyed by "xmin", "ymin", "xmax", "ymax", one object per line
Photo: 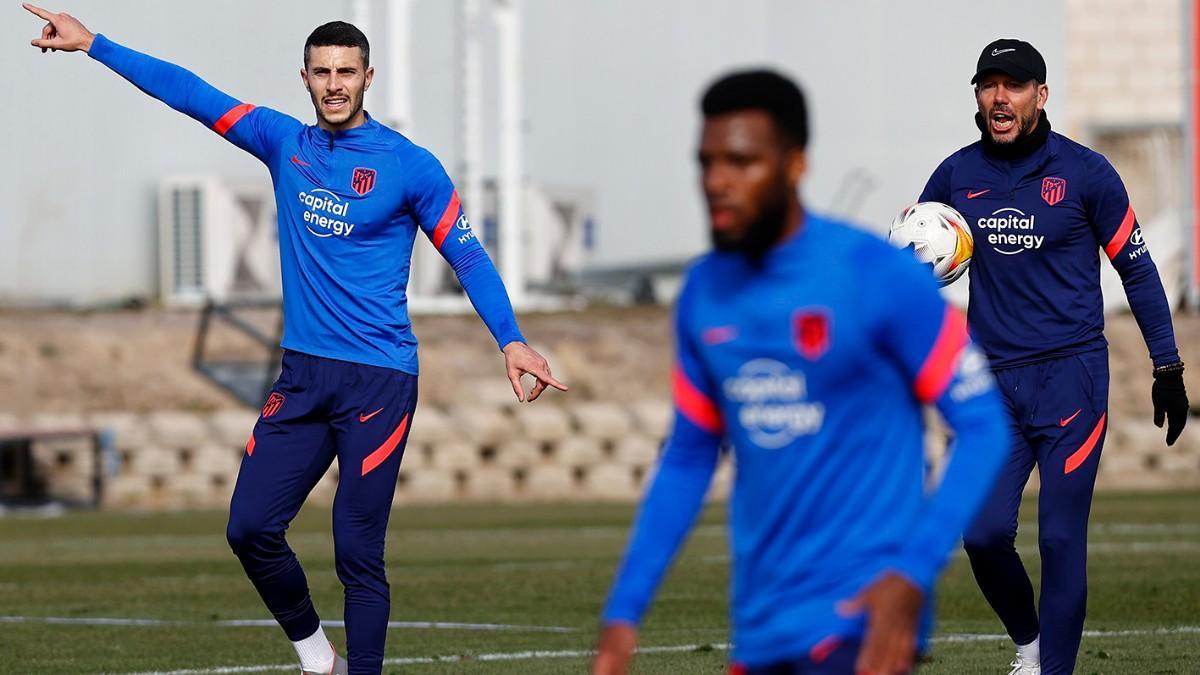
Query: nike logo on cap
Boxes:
[
  {"xmin": 359, "ymin": 407, "xmax": 385, "ymax": 423},
  {"xmin": 967, "ymin": 189, "xmax": 990, "ymax": 199},
  {"xmin": 991, "ymin": 48, "xmax": 1016, "ymax": 56},
  {"xmin": 1059, "ymin": 409, "xmax": 1082, "ymax": 427}
]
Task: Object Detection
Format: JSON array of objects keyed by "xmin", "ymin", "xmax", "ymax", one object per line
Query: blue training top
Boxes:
[
  {"xmin": 89, "ymin": 34, "xmax": 524, "ymax": 374},
  {"xmin": 601, "ymin": 214, "xmax": 1010, "ymax": 666},
  {"xmin": 921, "ymin": 131, "xmax": 1178, "ymax": 369}
]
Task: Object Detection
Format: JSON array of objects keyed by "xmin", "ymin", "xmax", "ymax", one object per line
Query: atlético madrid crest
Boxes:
[
  {"xmin": 261, "ymin": 392, "xmax": 285, "ymax": 418},
  {"xmin": 351, "ymin": 167, "xmax": 377, "ymax": 196},
  {"xmin": 1041, "ymin": 176, "xmax": 1066, "ymax": 206},
  {"xmin": 793, "ymin": 308, "xmax": 832, "ymax": 360}
]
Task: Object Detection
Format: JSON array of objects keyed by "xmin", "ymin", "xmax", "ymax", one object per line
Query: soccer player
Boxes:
[
  {"xmin": 918, "ymin": 39, "xmax": 1190, "ymax": 675},
  {"xmin": 592, "ymin": 70, "xmax": 1011, "ymax": 675},
  {"xmin": 25, "ymin": 5, "xmax": 566, "ymax": 674}
]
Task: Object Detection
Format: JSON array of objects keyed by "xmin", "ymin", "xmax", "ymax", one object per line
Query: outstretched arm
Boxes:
[
  {"xmin": 24, "ymin": 4, "xmax": 295, "ymax": 161},
  {"xmin": 406, "ymin": 150, "xmax": 566, "ymax": 402},
  {"xmin": 26, "ymin": 4, "xmax": 234, "ymax": 122}
]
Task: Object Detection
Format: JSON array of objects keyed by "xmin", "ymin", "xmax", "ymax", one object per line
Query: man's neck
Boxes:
[
  {"xmin": 777, "ymin": 198, "xmax": 805, "ymax": 243},
  {"xmin": 977, "ymin": 110, "xmax": 1051, "ymax": 161},
  {"xmin": 317, "ymin": 111, "xmax": 369, "ymax": 132}
]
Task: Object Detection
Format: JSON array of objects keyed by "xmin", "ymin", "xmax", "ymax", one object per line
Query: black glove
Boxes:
[{"xmin": 1152, "ymin": 363, "xmax": 1189, "ymax": 446}]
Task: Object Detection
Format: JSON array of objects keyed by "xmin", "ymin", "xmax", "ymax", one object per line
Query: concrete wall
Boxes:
[
  {"xmin": 1064, "ymin": 0, "xmax": 1184, "ymax": 134},
  {"xmin": 11, "ymin": 401, "xmax": 1197, "ymax": 510}
]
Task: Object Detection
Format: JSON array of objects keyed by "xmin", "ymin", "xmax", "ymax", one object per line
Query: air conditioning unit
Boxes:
[{"xmin": 157, "ymin": 176, "xmax": 280, "ymax": 306}]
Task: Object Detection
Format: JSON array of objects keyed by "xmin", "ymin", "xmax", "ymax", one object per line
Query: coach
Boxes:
[{"xmin": 919, "ymin": 38, "xmax": 1189, "ymax": 675}]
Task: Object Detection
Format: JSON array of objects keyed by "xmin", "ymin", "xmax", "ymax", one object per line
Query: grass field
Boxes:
[{"xmin": 1, "ymin": 491, "xmax": 1197, "ymax": 674}]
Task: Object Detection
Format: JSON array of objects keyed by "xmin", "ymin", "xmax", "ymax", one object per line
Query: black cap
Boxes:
[{"xmin": 971, "ymin": 38, "xmax": 1046, "ymax": 85}]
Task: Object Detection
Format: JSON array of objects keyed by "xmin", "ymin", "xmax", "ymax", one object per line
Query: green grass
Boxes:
[{"xmin": 1, "ymin": 492, "xmax": 1197, "ymax": 674}]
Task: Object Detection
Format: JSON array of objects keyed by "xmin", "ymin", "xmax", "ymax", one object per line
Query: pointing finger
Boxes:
[
  {"xmin": 22, "ymin": 3, "xmax": 56, "ymax": 21},
  {"xmin": 530, "ymin": 366, "xmax": 568, "ymax": 392}
]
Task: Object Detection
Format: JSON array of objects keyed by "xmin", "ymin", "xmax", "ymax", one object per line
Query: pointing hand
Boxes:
[
  {"xmin": 502, "ymin": 341, "xmax": 568, "ymax": 403},
  {"xmin": 24, "ymin": 3, "xmax": 95, "ymax": 53}
]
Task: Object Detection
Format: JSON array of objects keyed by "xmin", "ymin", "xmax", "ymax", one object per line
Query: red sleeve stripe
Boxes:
[
  {"xmin": 430, "ymin": 191, "xmax": 462, "ymax": 251},
  {"xmin": 212, "ymin": 103, "xmax": 256, "ymax": 136},
  {"xmin": 1103, "ymin": 205, "xmax": 1136, "ymax": 260},
  {"xmin": 672, "ymin": 365, "xmax": 722, "ymax": 434},
  {"xmin": 914, "ymin": 306, "xmax": 968, "ymax": 404}
]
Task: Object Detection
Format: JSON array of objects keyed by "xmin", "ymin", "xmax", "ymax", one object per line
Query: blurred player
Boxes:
[
  {"xmin": 24, "ymin": 5, "xmax": 566, "ymax": 674},
  {"xmin": 592, "ymin": 70, "xmax": 1011, "ymax": 675},
  {"xmin": 919, "ymin": 39, "xmax": 1190, "ymax": 675}
]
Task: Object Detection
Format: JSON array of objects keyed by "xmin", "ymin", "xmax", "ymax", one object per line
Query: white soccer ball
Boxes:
[{"xmin": 888, "ymin": 201, "xmax": 973, "ymax": 287}]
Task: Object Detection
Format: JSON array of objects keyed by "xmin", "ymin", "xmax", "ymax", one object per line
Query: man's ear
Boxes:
[{"xmin": 788, "ymin": 148, "xmax": 807, "ymax": 185}]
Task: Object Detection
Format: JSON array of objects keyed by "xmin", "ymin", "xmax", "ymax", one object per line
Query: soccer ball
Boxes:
[{"xmin": 888, "ymin": 201, "xmax": 973, "ymax": 287}]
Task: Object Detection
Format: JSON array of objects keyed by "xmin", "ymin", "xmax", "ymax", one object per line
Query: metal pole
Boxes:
[
  {"xmin": 1188, "ymin": 0, "xmax": 1200, "ymax": 308},
  {"xmin": 349, "ymin": 0, "xmax": 371, "ymax": 39},
  {"xmin": 494, "ymin": 0, "xmax": 525, "ymax": 307},
  {"xmin": 386, "ymin": 0, "xmax": 414, "ymax": 135},
  {"xmin": 462, "ymin": 0, "xmax": 485, "ymax": 233}
]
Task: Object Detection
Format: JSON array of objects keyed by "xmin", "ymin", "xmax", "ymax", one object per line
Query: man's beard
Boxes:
[
  {"xmin": 316, "ymin": 92, "xmax": 364, "ymax": 128},
  {"xmin": 988, "ymin": 105, "xmax": 1039, "ymax": 145},
  {"xmin": 711, "ymin": 187, "xmax": 790, "ymax": 262}
]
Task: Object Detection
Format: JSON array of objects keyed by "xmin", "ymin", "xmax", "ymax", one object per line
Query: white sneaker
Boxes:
[
  {"xmin": 300, "ymin": 649, "xmax": 347, "ymax": 675},
  {"xmin": 1007, "ymin": 656, "xmax": 1041, "ymax": 675}
]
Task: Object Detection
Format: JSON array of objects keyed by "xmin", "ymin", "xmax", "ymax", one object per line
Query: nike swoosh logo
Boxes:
[
  {"xmin": 1059, "ymin": 409, "xmax": 1082, "ymax": 427},
  {"xmin": 701, "ymin": 325, "xmax": 738, "ymax": 346},
  {"xmin": 967, "ymin": 189, "xmax": 990, "ymax": 199},
  {"xmin": 991, "ymin": 48, "xmax": 1016, "ymax": 56},
  {"xmin": 359, "ymin": 407, "xmax": 385, "ymax": 423},
  {"xmin": 291, "ymin": 155, "xmax": 311, "ymax": 167}
]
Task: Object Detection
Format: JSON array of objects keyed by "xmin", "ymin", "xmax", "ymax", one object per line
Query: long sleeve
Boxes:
[
  {"xmin": 873, "ymin": 253, "xmax": 1010, "ymax": 592},
  {"xmin": 407, "ymin": 148, "xmax": 524, "ymax": 349},
  {"xmin": 87, "ymin": 34, "xmax": 297, "ymax": 162},
  {"xmin": 1086, "ymin": 155, "xmax": 1180, "ymax": 367},
  {"xmin": 601, "ymin": 276, "xmax": 723, "ymax": 625}
]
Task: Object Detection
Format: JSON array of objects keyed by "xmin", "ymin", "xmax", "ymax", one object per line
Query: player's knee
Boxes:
[
  {"xmin": 226, "ymin": 515, "xmax": 274, "ymax": 557},
  {"xmin": 333, "ymin": 538, "xmax": 384, "ymax": 579},
  {"xmin": 1038, "ymin": 531, "xmax": 1083, "ymax": 561},
  {"xmin": 962, "ymin": 525, "xmax": 1015, "ymax": 553}
]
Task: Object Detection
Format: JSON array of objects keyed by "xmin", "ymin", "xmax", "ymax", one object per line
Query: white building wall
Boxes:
[{"xmin": 2, "ymin": 0, "xmax": 1067, "ymax": 305}]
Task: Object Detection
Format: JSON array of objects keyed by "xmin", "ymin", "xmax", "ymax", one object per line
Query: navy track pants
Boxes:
[
  {"xmin": 963, "ymin": 348, "xmax": 1109, "ymax": 675},
  {"xmin": 227, "ymin": 350, "xmax": 417, "ymax": 675}
]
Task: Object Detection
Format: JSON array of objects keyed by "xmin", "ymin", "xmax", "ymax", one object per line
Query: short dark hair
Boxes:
[
  {"xmin": 700, "ymin": 69, "xmax": 808, "ymax": 148},
  {"xmin": 304, "ymin": 21, "xmax": 370, "ymax": 68}
]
